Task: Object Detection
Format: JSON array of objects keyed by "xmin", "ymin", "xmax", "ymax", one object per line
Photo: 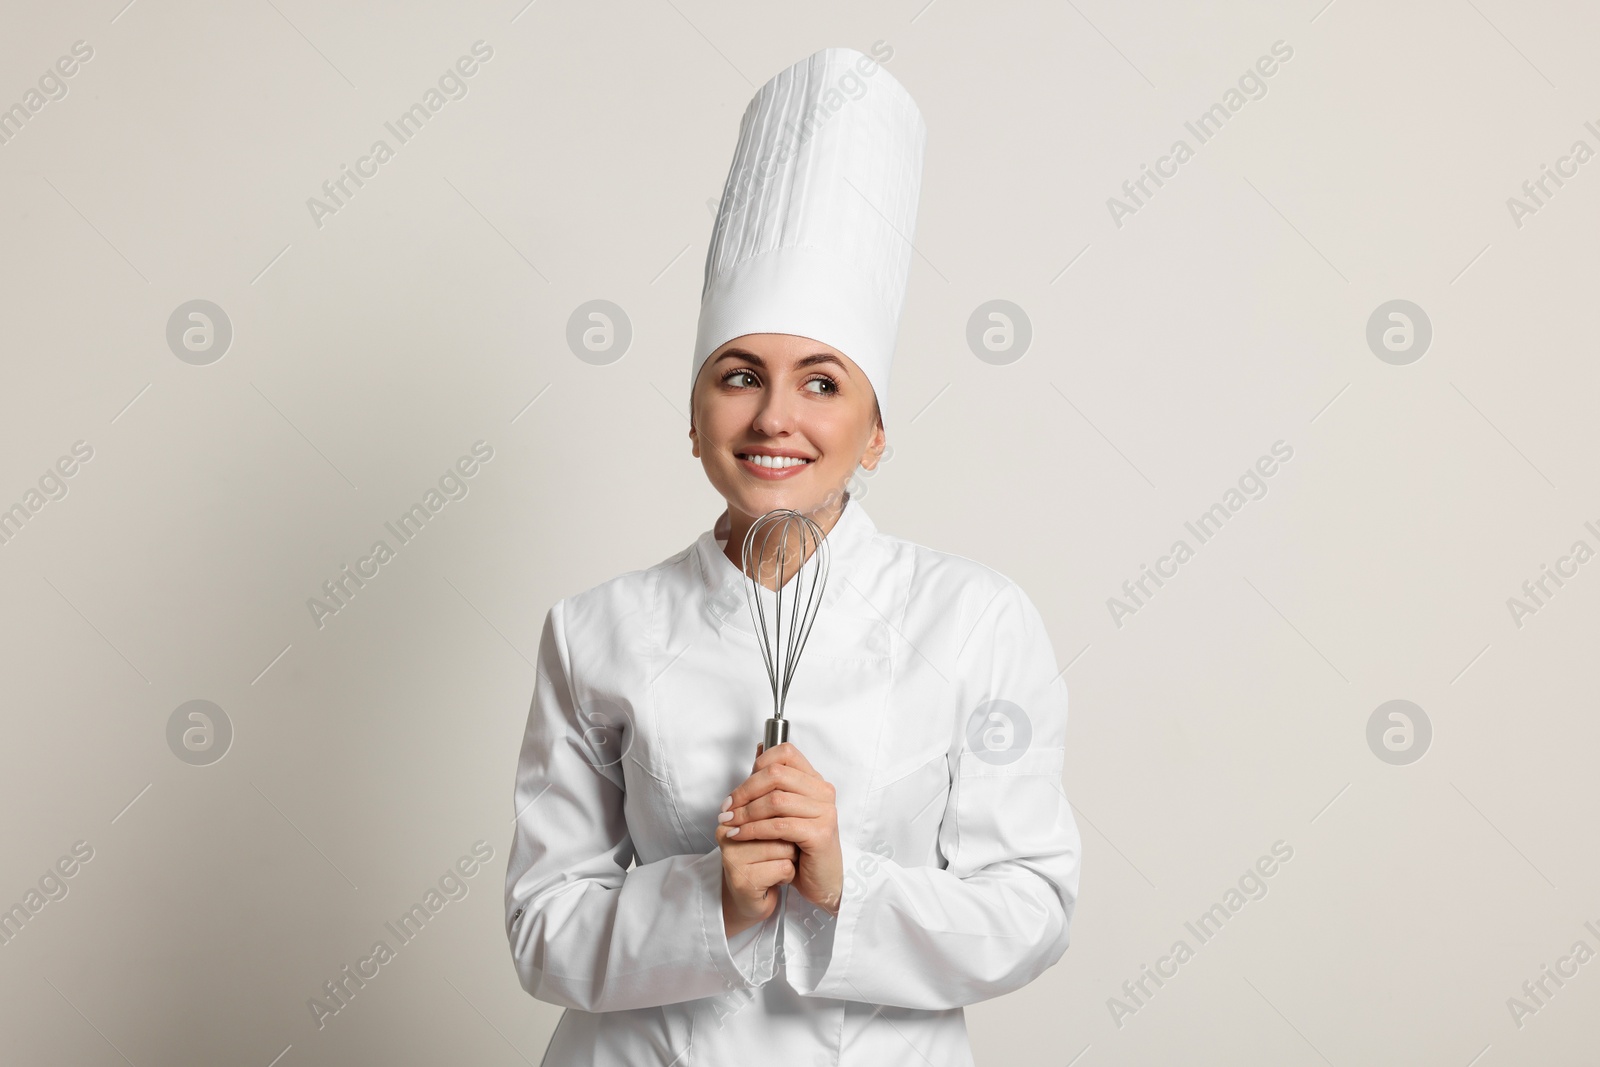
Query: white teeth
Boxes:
[{"xmin": 742, "ymin": 454, "xmax": 810, "ymax": 469}]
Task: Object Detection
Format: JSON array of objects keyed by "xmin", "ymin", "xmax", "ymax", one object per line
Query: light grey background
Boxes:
[{"xmin": 2, "ymin": 1, "xmax": 1596, "ymax": 1064}]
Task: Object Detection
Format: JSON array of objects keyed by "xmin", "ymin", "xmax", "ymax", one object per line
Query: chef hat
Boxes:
[{"xmin": 691, "ymin": 46, "xmax": 927, "ymax": 429}]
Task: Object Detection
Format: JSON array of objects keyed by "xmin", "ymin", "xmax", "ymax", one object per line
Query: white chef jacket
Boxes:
[{"xmin": 505, "ymin": 494, "xmax": 1081, "ymax": 1066}]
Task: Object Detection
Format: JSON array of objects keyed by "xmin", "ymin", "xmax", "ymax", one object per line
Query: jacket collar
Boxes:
[{"xmin": 694, "ymin": 493, "xmax": 878, "ymax": 635}]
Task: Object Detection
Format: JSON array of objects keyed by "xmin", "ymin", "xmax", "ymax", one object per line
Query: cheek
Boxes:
[
  {"xmin": 813, "ymin": 415, "xmax": 868, "ymax": 460},
  {"xmin": 691, "ymin": 406, "xmax": 726, "ymax": 450},
  {"xmin": 696, "ymin": 391, "xmax": 759, "ymax": 443}
]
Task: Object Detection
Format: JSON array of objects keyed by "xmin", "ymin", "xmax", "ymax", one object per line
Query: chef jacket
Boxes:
[{"xmin": 505, "ymin": 493, "xmax": 1081, "ymax": 1065}]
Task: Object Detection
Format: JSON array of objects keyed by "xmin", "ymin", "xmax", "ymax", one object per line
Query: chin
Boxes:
[{"xmin": 752, "ymin": 487, "xmax": 849, "ymax": 519}]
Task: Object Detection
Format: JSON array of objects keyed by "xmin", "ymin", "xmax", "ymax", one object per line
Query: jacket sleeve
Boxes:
[
  {"xmin": 782, "ymin": 580, "xmax": 1082, "ymax": 1009},
  {"xmin": 504, "ymin": 600, "xmax": 782, "ymax": 1011}
]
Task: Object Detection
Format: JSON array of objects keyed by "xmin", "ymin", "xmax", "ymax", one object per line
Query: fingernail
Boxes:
[
  {"xmin": 720, "ymin": 796, "xmax": 732, "ymax": 812},
  {"xmin": 717, "ymin": 811, "xmax": 734, "ymax": 823},
  {"xmin": 726, "ymin": 826, "xmax": 739, "ymax": 836}
]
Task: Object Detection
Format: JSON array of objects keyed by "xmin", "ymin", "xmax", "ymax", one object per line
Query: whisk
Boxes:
[{"xmin": 740, "ymin": 509, "xmax": 832, "ymax": 752}]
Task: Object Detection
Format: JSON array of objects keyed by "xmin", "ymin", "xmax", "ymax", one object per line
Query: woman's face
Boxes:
[{"xmin": 689, "ymin": 333, "xmax": 885, "ymax": 523}]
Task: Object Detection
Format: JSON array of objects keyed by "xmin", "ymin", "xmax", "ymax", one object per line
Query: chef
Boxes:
[{"xmin": 505, "ymin": 45, "xmax": 1082, "ymax": 1065}]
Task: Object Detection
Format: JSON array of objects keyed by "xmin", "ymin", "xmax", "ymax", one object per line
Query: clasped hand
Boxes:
[{"xmin": 717, "ymin": 741, "xmax": 842, "ymax": 938}]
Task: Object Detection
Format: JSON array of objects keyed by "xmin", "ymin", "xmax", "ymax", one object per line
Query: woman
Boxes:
[{"xmin": 505, "ymin": 47, "xmax": 1081, "ymax": 1065}]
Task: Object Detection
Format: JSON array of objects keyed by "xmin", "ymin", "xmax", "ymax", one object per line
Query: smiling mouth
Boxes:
[{"xmin": 737, "ymin": 453, "xmax": 814, "ymax": 469}]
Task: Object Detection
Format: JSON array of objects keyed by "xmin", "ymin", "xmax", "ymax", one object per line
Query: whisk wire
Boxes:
[{"xmin": 740, "ymin": 509, "xmax": 832, "ymax": 725}]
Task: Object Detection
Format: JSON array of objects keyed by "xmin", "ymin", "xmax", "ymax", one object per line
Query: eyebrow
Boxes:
[{"xmin": 711, "ymin": 349, "xmax": 850, "ymax": 374}]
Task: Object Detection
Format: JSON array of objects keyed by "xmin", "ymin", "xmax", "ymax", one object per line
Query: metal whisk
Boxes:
[{"xmin": 740, "ymin": 509, "xmax": 831, "ymax": 751}]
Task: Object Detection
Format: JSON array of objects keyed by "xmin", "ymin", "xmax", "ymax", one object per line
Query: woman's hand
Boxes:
[
  {"xmin": 719, "ymin": 741, "xmax": 843, "ymax": 916},
  {"xmin": 717, "ymin": 827, "xmax": 796, "ymax": 938},
  {"xmin": 717, "ymin": 745, "xmax": 799, "ymax": 938}
]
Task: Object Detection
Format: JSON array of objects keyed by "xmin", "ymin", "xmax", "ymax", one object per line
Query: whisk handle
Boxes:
[{"xmin": 763, "ymin": 717, "xmax": 790, "ymax": 751}]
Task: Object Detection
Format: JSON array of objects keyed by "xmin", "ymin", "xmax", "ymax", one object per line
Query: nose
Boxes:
[{"xmin": 750, "ymin": 383, "xmax": 798, "ymax": 437}]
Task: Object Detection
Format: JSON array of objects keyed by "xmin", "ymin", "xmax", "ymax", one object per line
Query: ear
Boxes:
[
  {"xmin": 688, "ymin": 375, "xmax": 705, "ymax": 458},
  {"xmin": 859, "ymin": 418, "xmax": 886, "ymax": 472}
]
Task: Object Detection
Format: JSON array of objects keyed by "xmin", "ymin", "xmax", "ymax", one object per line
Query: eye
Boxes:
[
  {"xmin": 804, "ymin": 375, "xmax": 838, "ymax": 395},
  {"xmin": 721, "ymin": 368, "xmax": 758, "ymax": 388}
]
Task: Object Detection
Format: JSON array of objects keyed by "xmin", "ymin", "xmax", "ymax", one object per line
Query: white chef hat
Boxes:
[{"xmin": 691, "ymin": 46, "xmax": 927, "ymax": 429}]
